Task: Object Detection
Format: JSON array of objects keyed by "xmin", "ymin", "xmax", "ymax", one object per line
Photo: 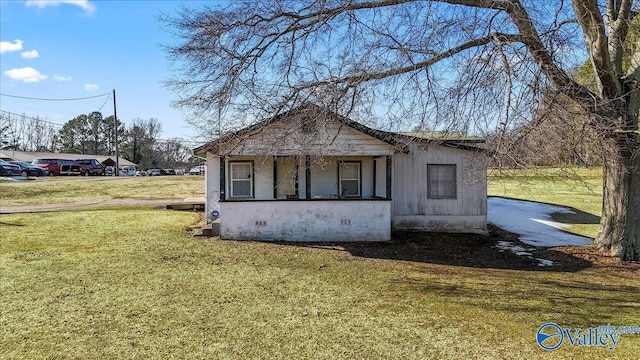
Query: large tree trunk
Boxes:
[{"xmin": 595, "ymin": 133, "xmax": 640, "ymax": 261}]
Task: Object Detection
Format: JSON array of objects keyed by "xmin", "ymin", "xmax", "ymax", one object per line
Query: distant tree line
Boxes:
[
  {"xmin": 487, "ymin": 88, "xmax": 603, "ymax": 169},
  {"xmin": 0, "ymin": 111, "xmax": 199, "ymax": 170}
]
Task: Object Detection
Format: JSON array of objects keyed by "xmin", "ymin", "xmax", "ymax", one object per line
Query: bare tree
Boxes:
[
  {"xmin": 0, "ymin": 112, "xmax": 18, "ymax": 150},
  {"xmin": 0, "ymin": 111, "xmax": 60, "ymax": 151},
  {"xmin": 490, "ymin": 88, "xmax": 604, "ymax": 168},
  {"xmin": 156, "ymin": 138, "xmax": 192, "ymax": 169},
  {"xmin": 162, "ymin": 0, "xmax": 640, "ymax": 261}
]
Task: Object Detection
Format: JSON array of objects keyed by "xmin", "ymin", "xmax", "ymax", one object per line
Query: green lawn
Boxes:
[
  {"xmin": 0, "ymin": 176, "xmax": 204, "ymax": 207},
  {"xmin": 1, "ymin": 171, "xmax": 639, "ymax": 359}
]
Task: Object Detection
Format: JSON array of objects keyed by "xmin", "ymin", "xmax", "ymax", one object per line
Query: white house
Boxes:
[{"xmin": 194, "ymin": 104, "xmax": 487, "ymax": 242}]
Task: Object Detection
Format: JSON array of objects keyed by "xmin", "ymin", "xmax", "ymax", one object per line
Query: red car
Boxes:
[
  {"xmin": 31, "ymin": 158, "xmax": 72, "ymax": 176},
  {"xmin": 59, "ymin": 159, "xmax": 105, "ymax": 176}
]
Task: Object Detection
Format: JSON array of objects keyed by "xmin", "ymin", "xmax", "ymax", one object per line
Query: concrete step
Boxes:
[{"xmin": 197, "ymin": 219, "xmax": 220, "ymax": 237}]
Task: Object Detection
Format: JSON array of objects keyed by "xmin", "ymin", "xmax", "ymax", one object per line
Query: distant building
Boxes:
[{"xmin": 0, "ymin": 150, "xmax": 137, "ymax": 168}]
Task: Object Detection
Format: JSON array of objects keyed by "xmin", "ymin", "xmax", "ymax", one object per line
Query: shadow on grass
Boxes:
[
  {"xmin": 403, "ymin": 275, "xmax": 640, "ymax": 326},
  {"xmin": 263, "ymin": 225, "xmax": 594, "ymax": 273},
  {"xmin": 550, "ymin": 207, "xmax": 600, "ymax": 225},
  {"xmin": 0, "ymin": 221, "xmax": 25, "ymax": 226}
]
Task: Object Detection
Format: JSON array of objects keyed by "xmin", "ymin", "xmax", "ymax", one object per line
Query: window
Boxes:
[
  {"xmin": 339, "ymin": 161, "xmax": 361, "ymax": 197},
  {"xmin": 230, "ymin": 162, "xmax": 253, "ymax": 198},
  {"xmin": 427, "ymin": 164, "xmax": 457, "ymax": 199}
]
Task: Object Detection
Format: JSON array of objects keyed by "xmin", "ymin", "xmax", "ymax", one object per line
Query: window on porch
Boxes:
[
  {"xmin": 339, "ymin": 161, "xmax": 361, "ymax": 198},
  {"xmin": 230, "ymin": 161, "xmax": 253, "ymax": 198}
]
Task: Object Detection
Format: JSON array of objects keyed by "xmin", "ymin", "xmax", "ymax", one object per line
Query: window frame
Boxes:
[
  {"xmin": 338, "ymin": 160, "xmax": 362, "ymax": 198},
  {"xmin": 427, "ymin": 164, "xmax": 457, "ymax": 200},
  {"xmin": 229, "ymin": 160, "xmax": 254, "ymax": 199}
]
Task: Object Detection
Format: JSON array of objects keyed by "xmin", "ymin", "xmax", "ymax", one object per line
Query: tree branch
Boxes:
[
  {"xmin": 627, "ymin": 40, "xmax": 640, "ymax": 81},
  {"xmin": 295, "ymin": 33, "xmax": 523, "ymax": 90},
  {"xmin": 571, "ymin": 0, "xmax": 621, "ymax": 97},
  {"xmin": 608, "ymin": 0, "xmax": 633, "ymax": 76}
]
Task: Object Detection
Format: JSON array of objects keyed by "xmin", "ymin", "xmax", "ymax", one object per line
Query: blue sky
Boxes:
[{"xmin": 0, "ymin": 0, "xmax": 212, "ymax": 140}]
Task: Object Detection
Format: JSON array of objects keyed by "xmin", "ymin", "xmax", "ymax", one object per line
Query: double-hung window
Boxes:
[
  {"xmin": 230, "ymin": 161, "xmax": 253, "ymax": 198},
  {"xmin": 427, "ymin": 164, "xmax": 457, "ymax": 199},
  {"xmin": 339, "ymin": 161, "xmax": 361, "ymax": 197}
]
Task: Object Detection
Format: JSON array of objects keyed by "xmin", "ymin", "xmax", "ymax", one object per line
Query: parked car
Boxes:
[
  {"xmin": 163, "ymin": 169, "xmax": 177, "ymax": 175},
  {"xmin": 119, "ymin": 166, "xmax": 137, "ymax": 176},
  {"xmin": 9, "ymin": 161, "xmax": 47, "ymax": 177},
  {"xmin": 146, "ymin": 168, "xmax": 163, "ymax": 176},
  {"xmin": 59, "ymin": 158, "xmax": 105, "ymax": 176},
  {"xmin": 0, "ymin": 159, "xmax": 22, "ymax": 177},
  {"xmin": 189, "ymin": 165, "xmax": 205, "ymax": 175},
  {"xmin": 31, "ymin": 158, "xmax": 71, "ymax": 176},
  {"xmin": 135, "ymin": 170, "xmax": 147, "ymax": 176},
  {"xmin": 105, "ymin": 166, "xmax": 116, "ymax": 176}
]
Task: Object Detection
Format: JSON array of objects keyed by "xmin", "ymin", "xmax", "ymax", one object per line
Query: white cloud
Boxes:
[
  {"xmin": 4, "ymin": 67, "xmax": 48, "ymax": 83},
  {"xmin": 25, "ymin": 0, "xmax": 96, "ymax": 13},
  {"xmin": 21, "ymin": 50, "xmax": 39, "ymax": 59},
  {"xmin": 0, "ymin": 39, "xmax": 24, "ymax": 54},
  {"xmin": 54, "ymin": 74, "xmax": 72, "ymax": 81},
  {"xmin": 84, "ymin": 83, "xmax": 98, "ymax": 91}
]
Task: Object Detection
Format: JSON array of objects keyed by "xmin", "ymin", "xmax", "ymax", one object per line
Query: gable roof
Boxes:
[
  {"xmin": 194, "ymin": 103, "xmax": 485, "ymax": 156},
  {"xmin": 387, "ymin": 132, "xmax": 487, "ymax": 152}
]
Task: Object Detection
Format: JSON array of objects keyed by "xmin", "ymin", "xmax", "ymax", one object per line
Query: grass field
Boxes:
[
  {"xmin": 1, "ymin": 171, "xmax": 639, "ymax": 359},
  {"xmin": 0, "ymin": 176, "xmax": 205, "ymax": 207}
]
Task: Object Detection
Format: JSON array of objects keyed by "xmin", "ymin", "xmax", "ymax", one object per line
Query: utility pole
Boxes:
[{"xmin": 113, "ymin": 89, "xmax": 120, "ymax": 176}]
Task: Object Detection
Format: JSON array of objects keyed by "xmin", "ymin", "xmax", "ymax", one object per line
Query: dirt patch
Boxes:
[
  {"xmin": 339, "ymin": 225, "xmax": 586, "ymax": 272},
  {"xmin": 550, "ymin": 245, "xmax": 640, "ymax": 279}
]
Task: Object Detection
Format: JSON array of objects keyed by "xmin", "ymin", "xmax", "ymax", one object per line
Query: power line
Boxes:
[
  {"xmin": 0, "ymin": 110, "xmax": 64, "ymax": 127},
  {"xmin": 0, "ymin": 92, "xmax": 111, "ymax": 101},
  {"xmin": 1, "ymin": 111, "xmax": 200, "ymax": 144},
  {"xmin": 97, "ymin": 93, "xmax": 113, "ymax": 113},
  {"xmin": 156, "ymin": 138, "xmax": 202, "ymax": 144}
]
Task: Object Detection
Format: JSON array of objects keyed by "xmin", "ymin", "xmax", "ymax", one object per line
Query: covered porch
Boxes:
[{"xmin": 205, "ymin": 154, "xmax": 394, "ymax": 241}]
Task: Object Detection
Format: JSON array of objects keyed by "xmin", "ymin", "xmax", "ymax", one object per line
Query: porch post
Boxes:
[
  {"xmin": 220, "ymin": 156, "xmax": 226, "ymax": 201},
  {"xmin": 294, "ymin": 156, "xmax": 299, "ymax": 196},
  {"xmin": 273, "ymin": 156, "xmax": 278, "ymax": 199},
  {"xmin": 305, "ymin": 155, "xmax": 311, "ymax": 200},
  {"xmin": 386, "ymin": 155, "xmax": 392, "ymax": 200},
  {"xmin": 372, "ymin": 156, "xmax": 377, "ymax": 196}
]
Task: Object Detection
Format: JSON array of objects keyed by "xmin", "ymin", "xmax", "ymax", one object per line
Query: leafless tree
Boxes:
[
  {"xmin": 162, "ymin": 0, "xmax": 640, "ymax": 261},
  {"xmin": 156, "ymin": 138, "xmax": 193, "ymax": 168},
  {"xmin": 490, "ymin": 89, "xmax": 603, "ymax": 168},
  {"xmin": 0, "ymin": 111, "xmax": 59, "ymax": 151}
]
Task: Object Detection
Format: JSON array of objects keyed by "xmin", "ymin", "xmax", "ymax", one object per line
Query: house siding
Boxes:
[
  {"xmin": 391, "ymin": 144, "xmax": 487, "ymax": 233},
  {"xmin": 221, "ymin": 118, "xmax": 395, "ymax": 156}
]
